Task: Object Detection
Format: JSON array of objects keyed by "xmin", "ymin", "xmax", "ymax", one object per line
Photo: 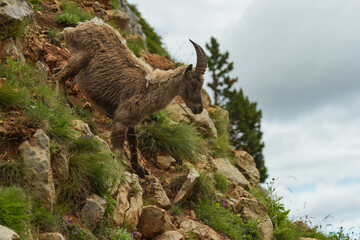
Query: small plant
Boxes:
[
  {"xmin": 190, "ymin": 172, "xmax": 217, "ymax": 202},
  {"xmin": 94, "ymin": 217, "xmax": 133, "ymax": 240},
  {"xmin": 0, "ymin": 18, "xmax": 33, "ymax": 40},
  {"xmin": 57, "ymin": 0, "xmax": 93, "ymax": 27},
  {"xmin": 170, "ymin": 203, "xmax": 183, "ymax": 216},
  {"xmin": 214, "ymin": 172, "xmax": 229, "ymax": 193},
  {"xmin": 126, "ymin": 36, "xmax": 146, "ymax": 57},
  {"xmin": 0, "ymin": 161, "xmax": 25, "ymax": 186}
]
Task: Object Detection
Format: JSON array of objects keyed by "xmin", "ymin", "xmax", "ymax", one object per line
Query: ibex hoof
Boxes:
[{"xmin": 136, "ymin": 165, "xmax": 149, "ymax": 179}]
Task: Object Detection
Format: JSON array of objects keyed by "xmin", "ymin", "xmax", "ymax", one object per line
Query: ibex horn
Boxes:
[{"xmin": 189, "ymin": 39, "xmax": 207, "ymax": 76}]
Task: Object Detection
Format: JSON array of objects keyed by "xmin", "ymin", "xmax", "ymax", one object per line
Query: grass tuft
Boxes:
[
  {"xmin": 57, "ymin": 0, "xmax": 93, "ymax": 26},
  {"xmin": 214, "ymin": 172, "xmax": 229, "ymax": 193},
  {"xmin": 195, "ymin": 199, "xmax": 261, "ymax": 240},
  {"xmin": 137, "ymin": 112, "xmax": 205, "ymax": 162},
  {"xmin": 190, "ymin": 172, "xmax": 217, "ymax": 202},
  {"xmin": 0, "ymin": 186, "xmax": 31, "ymax": 235}
]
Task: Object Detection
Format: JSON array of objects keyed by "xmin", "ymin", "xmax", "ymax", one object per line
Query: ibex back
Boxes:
[{"xmin": 56, "ymin": 19, "xmax": 207, "ymax": 178}]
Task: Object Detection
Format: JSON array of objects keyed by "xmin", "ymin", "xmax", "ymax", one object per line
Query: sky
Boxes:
[{"xmin": 127, "ymin": 0, "xmax": 360, "ymax": 236}]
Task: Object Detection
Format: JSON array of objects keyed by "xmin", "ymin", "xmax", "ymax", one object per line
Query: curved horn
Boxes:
[{"xmin": 189, "ymin": 39, "xmax": 207, "ymax": 76}]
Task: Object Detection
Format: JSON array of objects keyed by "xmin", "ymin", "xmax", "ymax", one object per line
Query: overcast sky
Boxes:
[{"xmin": 128, "ymin": 0, "xmax": 360, "ymax": 236}]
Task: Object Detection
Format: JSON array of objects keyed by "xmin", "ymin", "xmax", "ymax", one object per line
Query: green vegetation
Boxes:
[
  {"xmin": 195, "ymin": 200, "xmax": 261, "ymax": 240},
  {"xmin": 126, "ymin": 36, "xmax": 146, "ymax": 57},
  {"xmin": 137, "ymin": 112, "xmax": 205, "ymax": 163},
  {"xmin": 94, "ymin": 218, "xmax": 133, "ymax": 240},
  {"xmin": 57, "ymin": 0, "xmax": 93, "ymax": 26},
  {"xmin": 128, "ymin": 4, "xmax": 170, "ymax": 58},
  {"xmin": 57, "ymin": 136, "xmax": 122, "ymax": 208},
  {"xmin": 0, "ymin": 186, "xmax": 61, "ymax": 237},
  {"xmin": 170, "ymin": 203, "xmax": 183, "ymax": 216},
  {"xmin": 214, "ymin": 172, "xmax": 229, "ymax": 193},
  {"xmin": 0, "ymin": 161, "xmax": 25, "ymax": 187},
  {"xmin": 190, "ymin": 172, "xmax": 217, "ymax": 202},
  {"xmin": 0, "ymin": 18, "xmax": 32, "ymax": 40},
  {"xmin": 0, "ymin": 59, "xmax": 75, "ymax": 142},
  {"xmin": 0, "ymin": 186, "xmax": 31, "ymax": 235}
]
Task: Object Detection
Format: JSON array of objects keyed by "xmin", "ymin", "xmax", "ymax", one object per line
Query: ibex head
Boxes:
[{"xmin": 180, "ymin": 40, "xmax": 208, "ymax": 114}]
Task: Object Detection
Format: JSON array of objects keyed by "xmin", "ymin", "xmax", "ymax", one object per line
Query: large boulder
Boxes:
[
  {"xmin": 18, "ymin": 129, "xmax": 56, "ymax": 210},
  {"xmin": 80, "ymin": 194, "xmax": 107, "ymax": 230},
  {"xmin": 173, "ymin": 168, "xmax": 199, "ymax": 204},
  {"xmin": 137, "ymin": 205, "xmax": 166, "ymax": 239},
  {"xmin": 0, "ymin": 0, "xmax": 33, "ymax": 25},
  {"xmin": 234, "ymin": 151, "xmax": 260, "ymax": 186},
  {"xmin": 0, "ymin": 224, "xmax": 19, "ymax": 240},
  {"xmin": 144, "ymin": 175, "xmax": 171, "ymax": 209},
  {"xmin": 235, "ymin": 198, "xmax": 273, "ymax": 240},
  {"xmin": 179, "ymin": 218, "xmax": 222, "ymax": 240},
  {"xmin": 111, "ymin": 172, "xmax": 143, "ymax": 230},
  {"xmin": 214, "ymin": 158, "xmax": 250, "ymax": 189}
]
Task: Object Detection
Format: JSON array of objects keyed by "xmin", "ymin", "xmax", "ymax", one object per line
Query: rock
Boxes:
[
  {"xmin": 293, "ymin": 220, "xmax": 312, "ymax": 232},
  {"xmin": 111, "ymin": 172, "xmax": 143, "ymax": 230},
  {"xmin": 18, "ymin": 129, "xmax": 56, "ymax": 210},
  {"xmin": 44, "ymin": 53, "xmax": 57, "ymax": 70},
  {"xmin": 137, "ymin": 205, "xmax": 166, "ymax": 239},
  {"xmin": 52, "ymin": 151, "xmax": 69, "ymax": 182},
  {"xmin": 214, "ymin": 158, "xmax": 250, "ymax": 189},
  {"xmin": 0, "ymin": 224, "xmax": 19, "ymax": 240},
  {"xmin": 157, "ymin": 155, "xmax": 176, "ymax": 170},
  {"xmin": 234, "ymin": 151, "xmax": 260, "ymax": 186},
  {"xmin": 165, "ymin": 102, "xmax": 217, "ymax": 138},
  {"xmin": 235, "ymin": 198, "xmax": 273, "ymax": 240},
  {"xmin": 39, "ymin": 232, "xmax": 65, "ymax": 240},
  {"xmin": 173, "ymin": 168, "xmax": 199, "ymax": 204},
  {"xmin": 115, "ymin": 0, "xmax": 146, "ymax": 40},
  {"xmin": 201, "ymin": 88, "xmax": 211, "ymax": 107},
  {"xmin": 80, "ymin": 194, "xmax": 107, "ymax": 230},
  {"xmin": 106, "ymin": 9, "xmax": 130, "ymax": 30},
  {"xmin": 179, "ymin": 218, "xmax": 222, "ymax": 240},
  {"xmin": 0, "ymin": 38, "xmax": 24, "ymax": 62},
  {"xmin": 144, "ymin": 175, "xmax": 171, "ymax": 209},
  {"xmin": 0, "ymin": 0, "xmax": 33, "ymax": 25},
  {"xmin": 165, "ymin": 103, "xmax": 190, "ymax": 123},
  {"xmin": 153, "ymin": 231, "xmax": 184, "ymax": 240},
  {"xmin": 73, "ymin": 120, "xmax": 93, "ymax": 137}
]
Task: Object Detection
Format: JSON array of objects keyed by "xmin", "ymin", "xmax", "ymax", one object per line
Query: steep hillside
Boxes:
[{"xmin": 0, "ymin": 0, "xmax": 341, "ymax": 240}]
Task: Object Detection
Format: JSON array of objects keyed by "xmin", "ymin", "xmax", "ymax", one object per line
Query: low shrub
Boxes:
[
  {"xmin": 214, "ymin": 172, "xmax": 229, "ymax": 193},
  {"xmin": 190, "ymin": 172, "xmax": 217, "ymax": 202}
]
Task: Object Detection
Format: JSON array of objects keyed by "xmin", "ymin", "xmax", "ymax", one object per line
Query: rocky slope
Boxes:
[{"xmin": 0, "ymin": 0, "xmax": 318, "ymax": 240}]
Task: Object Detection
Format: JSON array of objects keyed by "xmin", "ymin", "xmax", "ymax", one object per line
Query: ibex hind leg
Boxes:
[
  {"xmin": 111, "ymin": 121, "xmax": 128, "ymax": 159},
  {"xmin": 127, "ymin": 127, "xmax": 148, "ymax": 178}
]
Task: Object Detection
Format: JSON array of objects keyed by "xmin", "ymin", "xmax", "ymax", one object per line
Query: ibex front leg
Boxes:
[{"xmin": 127, "ymin": 127, "xmax": 148, "ymax": 178}]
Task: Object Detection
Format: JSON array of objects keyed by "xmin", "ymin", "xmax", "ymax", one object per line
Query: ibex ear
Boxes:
[{"xmin": 185, "ymin": 64, "xmax": 193, "ymax": 76}]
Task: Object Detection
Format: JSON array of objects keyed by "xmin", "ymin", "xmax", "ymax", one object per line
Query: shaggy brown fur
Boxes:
[{"xmin": 56, "ymin": 19, "xmax": 207, "ymax": 178}]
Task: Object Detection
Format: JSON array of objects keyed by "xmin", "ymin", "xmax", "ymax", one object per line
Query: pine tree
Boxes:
[{"xmin": 205, "ymin": 37, "xmax": 234, "ymax": 105}]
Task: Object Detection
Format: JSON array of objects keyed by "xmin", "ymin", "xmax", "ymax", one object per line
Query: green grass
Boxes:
[
  {"xmin": 94, "ymin": 217, "xmax": 133, "ymax": 240},
  {"xmin": 126, "ymin": 36, "xmax": 146, "ymax": 57},
  {"xmin": 0, "ymin": 161, "xmax": 25, "ymax": 187},
  {"xmin": 208, "ymin": 107, "xmax": 233, "ymax": 160},
  {"xmin": 0, "ymin": 59, "xmax": 76, "ymax": 142},
  {"xmin": 57, "ymin": 0, "xmax": 93, "ymax": 26},
  {"xmin": 190, "ymin": 172, "xmax": 217, "ymax": 202},
  {"xmin": 214, "ymin": 172, "xmax": 229, "ymax": 193},
  {"xmin": 0, "ymin": 186, "xmax": 31, "ymax": 235},
  {"xmin": 194, "ymin": 199, "xmax": 261, "ymax": 240},
  {"xmin": 137, "ymin": 112, "xmax": 205, "ymax": 163},
  {"xmin": 0, "ymin": 18, "xmax": 33, "ymax": 40},
  {"xmin": 170, "ymin": 203, "xmax": 183, "ymax": 216},
  {"xmin": 57, "ymin": 136, "xmax": 122, "ymax": 208}
]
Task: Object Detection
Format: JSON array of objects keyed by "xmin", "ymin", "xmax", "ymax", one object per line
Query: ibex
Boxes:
[{"xmin": 56, "ymin": 19, "xmax": 207, "ymax": 178}]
